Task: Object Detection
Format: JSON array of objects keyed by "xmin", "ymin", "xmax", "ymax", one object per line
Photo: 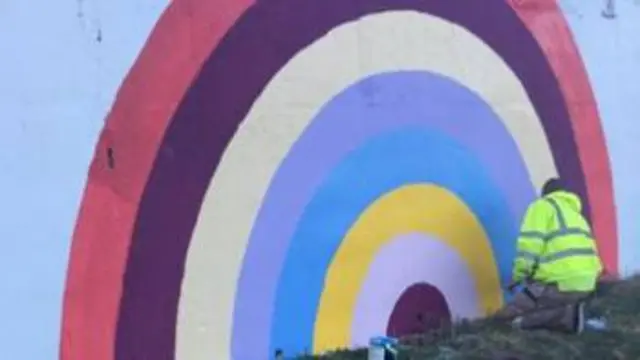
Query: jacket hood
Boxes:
[{"xmin": 546, "ymin": 190, "xmax": 582, "ymax": 213}]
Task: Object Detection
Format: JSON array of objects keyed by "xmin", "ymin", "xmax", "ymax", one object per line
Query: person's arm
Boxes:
[{"xmin": 512, "ymin": 200, "xmax": 551, "ymax": 283}]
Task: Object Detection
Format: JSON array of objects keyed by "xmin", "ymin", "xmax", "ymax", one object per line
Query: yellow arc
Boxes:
[{"xmin": 313, "ymin": 184, "xmax": 503, "ymax": 353}]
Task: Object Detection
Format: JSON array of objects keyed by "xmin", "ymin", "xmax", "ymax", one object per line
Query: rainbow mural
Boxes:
[{"xmin": 60, "ymin": 0, "xmax": 620, "ymax": 359}]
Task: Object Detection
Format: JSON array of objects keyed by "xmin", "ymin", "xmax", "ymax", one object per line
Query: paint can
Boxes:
[{"xmin": 368, "ymin": 336, "xmax": 398, "ymax": 360}]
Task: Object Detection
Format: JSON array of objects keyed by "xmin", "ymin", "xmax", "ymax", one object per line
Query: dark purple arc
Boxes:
[
  {"xmin": 114, "ymin": 0, "xmax": 588, "ymax": 358},
  {"xmin": 386, "ymin": 283, "xmax": 451, "ymax": 338}
]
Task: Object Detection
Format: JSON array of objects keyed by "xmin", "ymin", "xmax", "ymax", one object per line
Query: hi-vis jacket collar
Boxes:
[{"xmin": 544, "ymin": 190, "xmax": 582, "ymax": 215}]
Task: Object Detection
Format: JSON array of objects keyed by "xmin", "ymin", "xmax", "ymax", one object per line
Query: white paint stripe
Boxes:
[{"xmin": 176, "ymin": 11, "xmax": 557, "ymax": 359}]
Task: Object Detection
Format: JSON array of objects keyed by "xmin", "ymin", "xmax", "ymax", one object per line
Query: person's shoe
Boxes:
[
  {"xmin": 574, "ymin": 302, "xmax": 585, "ymax": 334},
  {"xmin": 585, "ymin": 317, "xmax": 607, "ymax": 331}
]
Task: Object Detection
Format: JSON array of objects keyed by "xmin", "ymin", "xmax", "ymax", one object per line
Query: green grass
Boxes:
[{"xmin": 298, "ymin": 276, "xmax": 640, "ymax": 360}]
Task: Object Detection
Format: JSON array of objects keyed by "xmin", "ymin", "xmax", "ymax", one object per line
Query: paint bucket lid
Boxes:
[{"xmin": 369, "ymin": 336, "xmax": 399, "ymax": 347}]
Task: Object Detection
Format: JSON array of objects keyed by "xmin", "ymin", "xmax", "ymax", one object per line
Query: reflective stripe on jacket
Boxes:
[{"xmin": 512, "ymin": 190, "xmax": 603, "ymax": 292}]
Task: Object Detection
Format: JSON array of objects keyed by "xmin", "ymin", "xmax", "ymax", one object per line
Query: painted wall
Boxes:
[{"xmin": 1, "ymin": 0, "xmax": 639, "ymax": 359}]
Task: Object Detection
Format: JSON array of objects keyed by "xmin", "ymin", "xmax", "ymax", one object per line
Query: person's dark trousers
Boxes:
[{"xmin": 494, "ymin": 282, "xmax": 590, "ymax": 332}]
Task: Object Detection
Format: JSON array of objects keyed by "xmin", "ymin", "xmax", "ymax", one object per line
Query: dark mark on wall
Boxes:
[
  {"xmin": 107, "ymin": 147, "xmax": 115, "ymax": 169},
  {"xmin": 97, "ymin": 28, "xmax": 103, "ymax": 43},
  {"xmin": 76, "ymin": 0, "xmax": 84, "ymax": 19},
  {"xmin": 602, "ymin": 0, "xmax": 617, "ymax": 18}
]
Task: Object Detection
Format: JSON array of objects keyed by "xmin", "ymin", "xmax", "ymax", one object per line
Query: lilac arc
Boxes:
[
  {"xmin": 350, "ymin": 233, "xmax": 480, "ymax": 347},
  {"xmin": 231, "ymin": 71, "xmax": 535, "ymax": 357}
]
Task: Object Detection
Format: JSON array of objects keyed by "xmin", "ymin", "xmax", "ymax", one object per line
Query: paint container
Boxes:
[{"xmin": 368, "ymin": 336, "xmax": 398, "ymax": 360}]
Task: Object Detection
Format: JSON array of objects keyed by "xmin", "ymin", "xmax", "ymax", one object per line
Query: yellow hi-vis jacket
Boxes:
[{"xmin": 512, "ymin": 190, "xmax": 603, "ymax": 292}]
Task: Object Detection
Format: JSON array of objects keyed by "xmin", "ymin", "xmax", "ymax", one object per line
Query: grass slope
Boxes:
[{"xmin": 301, "ymin": 276, "xmax": 640, "ymax": 360}]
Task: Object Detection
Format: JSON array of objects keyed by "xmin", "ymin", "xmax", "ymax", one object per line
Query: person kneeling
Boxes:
[{"xmin": 493, "ymin": 178, "xmax": 603, "ymax": 333}]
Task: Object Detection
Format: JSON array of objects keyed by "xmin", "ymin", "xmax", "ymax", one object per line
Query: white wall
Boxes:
[{"xmin": 1, "ymin": 0, "xmax": 640, "ymax": 358}]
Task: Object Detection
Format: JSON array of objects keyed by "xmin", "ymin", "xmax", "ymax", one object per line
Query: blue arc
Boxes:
[{"xmin": 269, "ymin": 128, "xmax": 519, "ymax": 355}]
